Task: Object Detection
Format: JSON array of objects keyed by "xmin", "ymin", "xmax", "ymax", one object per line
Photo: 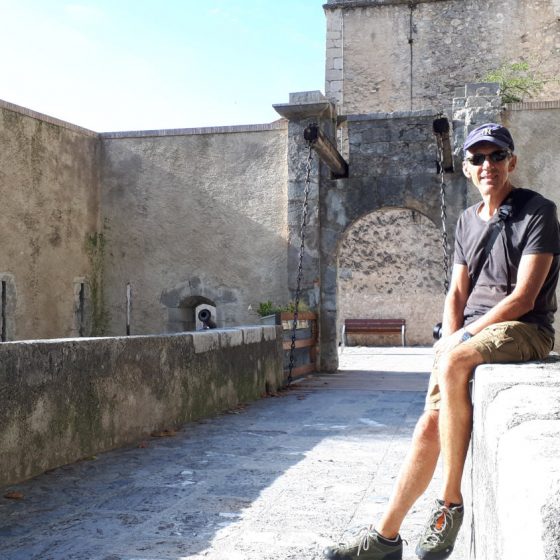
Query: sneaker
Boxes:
[
  {"xmin": 323, "ymin": 526, "xmax": 403, "ymax": 560},
  {"xmin": 415, "ymin": 500, "xmax": 464, "ymax": 559}
]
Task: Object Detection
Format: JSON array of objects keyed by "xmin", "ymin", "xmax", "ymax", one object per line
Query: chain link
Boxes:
[
  {"xmin": 287, "ymin": 141, "xmax": 313, "ymax": 386},
  {"xmin": 436, "ymin": 135, "xmax": 450, "ymax": 293}
]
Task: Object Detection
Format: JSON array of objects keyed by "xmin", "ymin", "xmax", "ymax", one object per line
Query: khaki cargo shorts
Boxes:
[{"xmin": 425, "ymin": 321, "xmax": 554, "ymax": 410}]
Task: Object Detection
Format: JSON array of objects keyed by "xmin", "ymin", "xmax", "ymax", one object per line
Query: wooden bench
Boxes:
[{"xmin": 341, "ymin": 318, "xmax": 406, "ymax": 348}]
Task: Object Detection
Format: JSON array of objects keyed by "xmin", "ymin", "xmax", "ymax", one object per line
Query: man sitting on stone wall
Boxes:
[{"xmin": 323, "ymin": 123, "xmax": 560, "ymax": 560}]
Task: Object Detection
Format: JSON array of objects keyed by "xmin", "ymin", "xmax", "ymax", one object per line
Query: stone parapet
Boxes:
[
  {"xmin": 468, "ymin": 358, "xmax": 560, "ymax": 560},
  {"xmin": 0, "ymin": 327, "xmax": 284, "ymax": 487}
]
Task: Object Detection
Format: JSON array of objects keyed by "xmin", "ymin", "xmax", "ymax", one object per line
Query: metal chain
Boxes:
[
  {"xmin": 436, "ymin": 135, "xmax": 450, "ymax": 293},
  {"xmin": 287, "ymin": 141, "xmax": 313, "ymax": 386}
]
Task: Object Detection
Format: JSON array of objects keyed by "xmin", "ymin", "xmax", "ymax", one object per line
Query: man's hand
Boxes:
[{"xmin": 434, "ymin": 329, "xmax": 466, "ymax": 354}]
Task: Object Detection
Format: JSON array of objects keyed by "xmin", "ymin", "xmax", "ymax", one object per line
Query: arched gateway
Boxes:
[{"xmin": 274, "ymin": 87, "xmax": 501, "ymax": 371}]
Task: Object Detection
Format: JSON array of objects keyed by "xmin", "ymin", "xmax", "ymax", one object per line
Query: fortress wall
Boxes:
[
  {"xmin": 325, "ymin": 0, "xmax": 560, "ymax": 115},
  {"xmin": 0, "ymin": 326, "xmax": 284, "ymax": 488},
  {"xmin": 0, "ymin": 100, "xmax": 100, "ymax": 341},
  {"xmin": 503, "ymin": 101, "xmax": 560, "ymax": 206},
  {"xmin": 100, "ymin": 123, "xmax": 289, "ymax": 335},
  {"xmin": 500, "ymin": 102, "xmax": 560, "ymax": 350}
]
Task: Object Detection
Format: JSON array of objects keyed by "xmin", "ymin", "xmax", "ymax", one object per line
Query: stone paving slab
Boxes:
[{"xmin": 0, "ymin": 347, "xmax": 465, "ymax": 560}]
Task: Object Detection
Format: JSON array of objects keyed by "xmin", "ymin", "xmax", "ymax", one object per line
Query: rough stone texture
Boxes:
[
  {"xmin": 0, "ymin": 347, "xmax": 467, "ymax": 560},
  {"xmin": 468, "ymin": 358, "xmax": 560, "ymax": 560},
  {"xmin": 452, "ymin": 83, "xmax": 502, "ymax": 208},
  {"xmin": 314, "ymin": 111, "xmax": 466, "ymax": 369},
  {"xmin": 325, "ymin": 0, "xmax": 560, "ymax": 115},
  {"xmin": 101, "ymin": 125, "xmax": 289, "ymax": 335},
  {"xmin": 0, "ymin": 102, "xmax": 100, "ymax": 340},
  {"xmin": 0, "ymin": 327, "xmax": 284, "ymax": 487},
  {"xmin": 274, "ymin": 91, "xmax": 336, "ymax": 313},
  {"xmin": 338, "ymin": 208, "xmax": 445, "ymax": 345}
]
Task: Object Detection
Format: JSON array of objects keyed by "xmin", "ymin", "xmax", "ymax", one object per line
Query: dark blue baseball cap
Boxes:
[{"xmin": 463, "ymin": 123, "xmax": 515, "ymax": 153}]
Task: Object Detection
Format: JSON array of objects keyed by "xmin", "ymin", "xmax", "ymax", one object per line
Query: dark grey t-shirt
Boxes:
[{"xmin": 454, "ymin": 188, "xmax": 560, "ymax": 334}]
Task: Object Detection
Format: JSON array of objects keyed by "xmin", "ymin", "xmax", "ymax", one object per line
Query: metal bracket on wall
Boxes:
[
  {"xmin": 303, "ymin": 123, "xmax": 349, "ymax": 179},
  {"xmin": 433, "ymin": 117, "xmax": 454, "ymax": 173}
]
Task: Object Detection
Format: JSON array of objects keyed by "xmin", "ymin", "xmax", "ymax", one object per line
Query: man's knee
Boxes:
[
  {"xmin": 438, "ymin": 346, "xmax": 484, "ymax": 391},
  {"xmin": 414, "ymin": 410, "xmax": 439, "ymax": 442}
]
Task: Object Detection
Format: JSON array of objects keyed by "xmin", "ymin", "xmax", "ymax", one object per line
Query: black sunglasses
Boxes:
[{"xmin": 465, "ymin": 150, "xmax": 511, "ymax": 166}]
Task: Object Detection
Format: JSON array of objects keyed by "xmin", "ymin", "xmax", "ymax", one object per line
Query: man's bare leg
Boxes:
[
  {"xmin": 375, "ymin": 409, "xmax": 440, "ymax": 538},
  {"xmin": 438, "ymin": 345, "xmax": 484, "ymax": 504}
]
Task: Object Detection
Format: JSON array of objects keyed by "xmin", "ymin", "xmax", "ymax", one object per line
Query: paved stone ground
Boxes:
[{"xmin": 0, "ymin": 347, "xmax": 466, "ymax": 560}]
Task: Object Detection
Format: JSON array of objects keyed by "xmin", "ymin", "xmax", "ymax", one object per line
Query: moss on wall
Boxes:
[{"xmin": 85, "ymin": 232, "xmax": 110, "ymax": 336}]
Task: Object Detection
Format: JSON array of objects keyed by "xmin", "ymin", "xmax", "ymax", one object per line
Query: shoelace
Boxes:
[
  {"xmin": 356, "ymin": 525, "xmax": 376, "ymax": 555},
  {"xmin": 424, "ymin": 505, "xmax": 454, "ymax": 545},
  {"xmin": 353, "ymin": 526, "xmax": 405, "ymax": 556}
]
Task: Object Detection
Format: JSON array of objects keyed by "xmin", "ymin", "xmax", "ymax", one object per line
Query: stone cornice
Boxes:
[{"xmin": 324, "ymin": 0, "xmax": 448, "ymax": 9}]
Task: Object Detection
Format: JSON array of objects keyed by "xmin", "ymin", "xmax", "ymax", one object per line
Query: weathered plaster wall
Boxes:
[
  {"xmin": 325, "ymin": 0, "xmax": 560, "ymax": 115},
  {"xmin": 338, "ymin": 208, "xmax": 445, "ymax": 345},
  {"xmin": 503, "ymin": 101, "xmax": 560, "ymax": 349},
  {"xmin": 0, "ymin": 326, "xmax": 284, "ymax": 487},
  {"xmin": 100, "ymin": 124, "xmax": 289, "ymax": 335},
  {"xmin": 0, "ymin": 101, "xmax": 100, "ymax": 340}
]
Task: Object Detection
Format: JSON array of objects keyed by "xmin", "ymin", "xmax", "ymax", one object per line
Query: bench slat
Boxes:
[{"xmin": 342, "ymin": 319, "xmax": 406, "ymax": 348}]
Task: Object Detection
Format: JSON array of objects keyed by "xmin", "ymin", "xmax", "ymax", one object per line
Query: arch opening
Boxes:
[{"xmin": 337, "ymin": 207, "xmax": 445, "ymax": 346}]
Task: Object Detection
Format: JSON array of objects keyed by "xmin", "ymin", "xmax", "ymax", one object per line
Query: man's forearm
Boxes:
[
  {"xmin": 441, "ymin": 293, "xmax": 467, "ymax": 337},
  {"xmin": 463, "ymin": 292, "xmax": 533, "ymax": 335}
]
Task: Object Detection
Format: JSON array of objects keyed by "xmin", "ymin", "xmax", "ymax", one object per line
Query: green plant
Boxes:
[
  {"xmin": 256, "ymin": 300, "xmax": 311, "ymax": 317},
  {"xmin": 257, "ymin": 301, "xmax": 281, "ymax": 317},
  {"xmin": 483, "ymin": 61, "xmax": 544, "ymax": 103},
  {"xmin": 283, "ymin": 300, "xmax": 310, "ymax": 314}
]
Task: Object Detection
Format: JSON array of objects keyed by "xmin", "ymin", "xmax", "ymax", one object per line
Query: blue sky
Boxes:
[{"xmin": 0, "ymin": 0, "xmax": 326, "ymax": 131}]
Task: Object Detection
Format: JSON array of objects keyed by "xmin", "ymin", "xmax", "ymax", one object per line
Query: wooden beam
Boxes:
[{"xmin": 304, "ymin": 123, "xmax": 349, "ymax": 178}]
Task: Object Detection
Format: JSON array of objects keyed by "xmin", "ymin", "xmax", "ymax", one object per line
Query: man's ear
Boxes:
[
  {"xmin": 462, "ymin": 160, "xmax": 471, "ymax": 179},
  {"xmin": 508, "ymin": 154, "xmax": 517, "ymax": 172}
]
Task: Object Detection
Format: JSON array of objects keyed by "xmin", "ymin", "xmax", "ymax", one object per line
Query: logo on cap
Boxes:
[{"xmin": 481, "ymin": 127, "xmax": 495, "ymax": 137}]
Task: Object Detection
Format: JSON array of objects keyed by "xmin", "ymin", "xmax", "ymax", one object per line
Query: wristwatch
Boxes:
[{"xmin": 460, "ymin": 328, "xmax": 473, "ymax": 342}]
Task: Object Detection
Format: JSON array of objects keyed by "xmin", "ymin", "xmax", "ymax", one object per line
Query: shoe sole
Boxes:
[
  {"xmin": 323, "ymin": 549, "xmax": 402, "ymax": 560},
  {"xmin": 415, "ymin": 545, "xmax": 454, "ymax": 560}
]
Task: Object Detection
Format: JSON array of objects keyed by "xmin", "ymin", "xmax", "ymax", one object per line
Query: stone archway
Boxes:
[{"xmin": 337, "ymin": 207, "xmax": 446, "ymax": 346}]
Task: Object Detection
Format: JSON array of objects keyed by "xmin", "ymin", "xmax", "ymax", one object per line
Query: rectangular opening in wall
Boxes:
[
  {"xmin": 126, "ymin": 283, "xmax": 131, "ymax": 336},
  {"xmin": 78, "ymin": 282, "xmax": 85, "ymax": 337},
  {"xmin": 1, "ymin": 280, "xmax": 6, "ymax": 342}
]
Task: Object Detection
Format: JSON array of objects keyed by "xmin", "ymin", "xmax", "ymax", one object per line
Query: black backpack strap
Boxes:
[{"xmin": 468, "ymin": 189, "xmax": 537, "ymax": 293}]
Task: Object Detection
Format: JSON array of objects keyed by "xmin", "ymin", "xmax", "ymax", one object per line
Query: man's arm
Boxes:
[
  {"xmin": 433, "ymin": 263, "xmax": 470, "ymax": 352},
  {"xmin": 435, "ymin": 253, "xmax": 554, "ymax": 352},
  {"xmin": 441, "ymin": 263, "xmax": 470, "ymax": 337},
  {"xmin": 465, "ymin": 252, "xmax": 554, "ymax": 335}
]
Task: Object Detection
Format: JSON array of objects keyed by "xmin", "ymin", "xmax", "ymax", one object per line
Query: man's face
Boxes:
[{"xmin": 462, "ymin": 141, "xmax": 517, "ymax": 196}]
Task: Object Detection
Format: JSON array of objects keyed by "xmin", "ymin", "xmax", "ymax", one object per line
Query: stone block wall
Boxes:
[
  {"xmin": 0, "ymin": 326, "xmax": 284, "ymax": 488},
  {"xmin": 322, "ymin": 111, "xmax": 466, "ymax": 350},
  {"xmin": 324, "ymin": 0, "xmax": 560, "ymax": 116}
]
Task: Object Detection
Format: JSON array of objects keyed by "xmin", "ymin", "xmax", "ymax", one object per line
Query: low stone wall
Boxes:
[
  {"xmin": 468, "ymin": 358, "xmax": 560, "ymax": 560},
  {"xmin": 0, "ymin": 326, "xmax": 284, "ymax": 488}
]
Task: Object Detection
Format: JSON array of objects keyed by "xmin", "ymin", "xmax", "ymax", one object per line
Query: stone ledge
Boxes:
[
  {"xmin": 0, "ymin": 331, "xmax": 284, "ymax": 487},
  {"xmin": 324, "ymin": 0, "xmax": 447, "ymax": 10},
  {"xmin": 100, "ymin": 120, "xmax": 288, "ymax": 139},
  {"xmin": 468, "ymin": 358, "xmax": 560, "ymax": 560},
  {"xmin": 0, "ymin": 98, "xmax": 98, "ymax": 137}
]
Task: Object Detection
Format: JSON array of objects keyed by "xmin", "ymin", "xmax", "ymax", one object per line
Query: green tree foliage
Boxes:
[{"xmin": 484, "ymin": 61, "xmax": 544, "ymax": 103}]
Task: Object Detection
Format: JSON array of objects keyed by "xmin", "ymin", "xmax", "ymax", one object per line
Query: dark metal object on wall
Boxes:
[{"xmin": 303, "ymin": 123, "xmax": 349, "ymax": 178}]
